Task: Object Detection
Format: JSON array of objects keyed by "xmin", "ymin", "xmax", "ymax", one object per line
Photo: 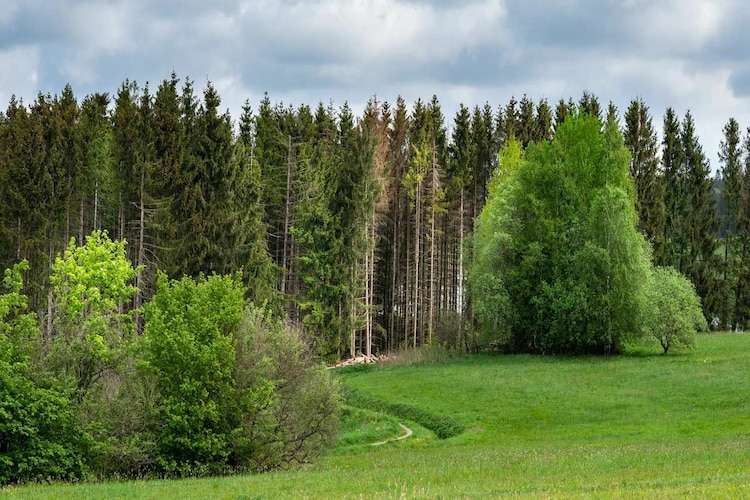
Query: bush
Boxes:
[
  {"xmin": 643, "ymin": 267, "xmax": 707, "ymax": 353},
  {"xmin": 139, "ymin": 273, "xmax": 245, "ymax": 476},
  {"xmin": 232, "ymin": 307, "xmax": 341, "ymax": 471},
  {"xmin": 138, "ymin": 274, "xmax": 341, "ymax": 476},
  {"xmin": 0, "ymin": 262, "xmax": 87, "ymax": 485},
  {"xmin": 0, "ymin": 364, "xmax": 88, "ymax": 484}
]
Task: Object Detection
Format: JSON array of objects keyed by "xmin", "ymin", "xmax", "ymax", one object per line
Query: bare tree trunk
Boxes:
[
  {"xmin": 134, "ymin": 168, "xmax": 146, "ymax": 333},
  {"xmin": 404, "ymin": 211, "xmax": 411, "ymax": 349},
  {"xmin": 428, "ymin": 155, "xmax": 439, "ymax": 343},
  {"xmin": 46, "ymin": 238, "xmax": 54, "ymax": 338},
  {"xmin": 458, "ymin": 191, "xmax": 465, "ymax": 316},
  {"xmin": 413, "ymin": 182, "xmax": 421, "ymax": 349},
  {"xmin": 389, "ymin": 192, "xmax": 399, "ymax": 351},
  {"xmin": 367, "ymin": 221, "xmax": 375, "ymax": 357},
  {"xmin": 79, "ymin": 198, "xmax": 85, "ymax": 244},
  {"xmin": 93, "ymin": 181, "xmax": 99, "ymax": 231},
  {"xmin": 281, "ymin": 135, "xmax": 293, "ymax": 295},
  {"xmin": 118, "ymin": 193, "xmax": 125, "ymax": 242},
  {"xmin": 350, "ymin": 275, "xmax": 356, "ymax": 358}
]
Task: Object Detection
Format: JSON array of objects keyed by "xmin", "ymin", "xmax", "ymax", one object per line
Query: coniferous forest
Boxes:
[
  {"xmin": 0, "ymin": 75, "xmax": 746, "ymax": 481},
  {"xmin": 1, "ymin": 78, "xmax": 744, "ymax": 357}
]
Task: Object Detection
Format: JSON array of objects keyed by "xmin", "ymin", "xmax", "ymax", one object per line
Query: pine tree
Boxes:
[
  {"xmin": 719, "ymin": 118, "xmax": 743, "ymax": 327},
  {"xmin": 517, "ymin": 95, "xmax": 535, "ymax": 147},
  {"xmin": 737, "ymin": 127, "xmax": 750, "ymax": 327},
  {"xmin": 578, "ymin": 91, "xmax": 602, "ymax": 121},
  {"xmin": 535, "ymin": 99, "xmax": 553, "ymax": 142},
  {"xmin": 680, "ymin": 111, "xmax": 719, "ymax": 322},
  {"xmin": 661, "ymin": 108, "xmax": 684, "ymax": 268},
  {"xmin": 624, "ymin": 98, "xmax": 665, "ymax": 259},
  {"xmin": 554, "ymin": 98, "xmax": 572, "ymax": 132},
  {"xmin": 151, "ymin": 74, "xmax": 183, "ymax": 277}
]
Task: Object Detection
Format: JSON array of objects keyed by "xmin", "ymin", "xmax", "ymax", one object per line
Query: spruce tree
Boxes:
[
  {"xmin": 624, "ymin": 99, "xmax": 665, "ymax": 260},
  {"xmin": 680, "ymin": 111, "xmax": 719, "ymax": 322},
  {"xmin": 554, "ymin": 98, "xmax": 572, "ymax": 132},
  {"xmin": 535, "ymin": 98, "xmax": 553, "ymax": 142},
  {"xmin": 719, "ymin": 118, "xmax": 743, "ymax": 327},
  {"xmin": 517, "ymin": 95, "xmax": 535, "ymax": 147},
  {"xmin": 661, "ymin": 108, "xmax": 684, "ymax": 269}
]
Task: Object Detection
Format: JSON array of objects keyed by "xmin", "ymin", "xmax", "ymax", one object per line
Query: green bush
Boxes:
[
  {"xmin": 138, "ymin": 273, "xmax": 341, "ymax": 476},
  {"xmin": 0, "ymin": 364, "xmax": 88, "ymax": 484},
  {"xmin": 0, "ymin": 262, "xmax": 87, "ymax": 485},
  {"xmin": 643, "ymin": 267, "xmax": 707, "ymax": 353},
  {"xmin": 139, "ymin": 273, "xmax": 245, "ymax": 476},
  {"xmin": 231, "ymin": 307, "xmax": 341, "ymax": 471}
]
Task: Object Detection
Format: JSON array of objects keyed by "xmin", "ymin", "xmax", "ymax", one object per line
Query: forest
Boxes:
[
  {"xmin": 0, "ymin": 75, "xmax": 746, "ymax": 482},
  {"xmin": 0, "ymin": 77, "xmax": 745, "ymax": 358}
]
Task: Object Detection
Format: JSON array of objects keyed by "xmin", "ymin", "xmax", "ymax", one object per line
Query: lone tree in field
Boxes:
[
  {"xmin": 470, "ymin": 113, "xmax": 651, "ymax": 354},
  {"xmin": 643, "ymin": 266, "xmax": 706, "ymax": 353}
]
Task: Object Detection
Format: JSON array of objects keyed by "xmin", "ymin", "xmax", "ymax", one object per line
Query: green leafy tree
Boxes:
[
  {"xmin": 469, "ymin": 113, "xmax": 650, "ymax": 354},
  {"xmin": 643, "ymin": 266, "xmax": 706, "ymax": 353},
  {"xmin": 0, "ymin": 262, "xmax": 87, "ymax": 484},
  {"xmin": 140, "ymin": 272, "xmax": 245, "ymax": 475},
  {"xmin": 46, "ymin": 230, "xmax": 139, "ymax": 399}
]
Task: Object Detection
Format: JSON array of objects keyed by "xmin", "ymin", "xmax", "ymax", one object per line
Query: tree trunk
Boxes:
[
  {"xmin": 413, "ymin": 181, "xmax": 421, "ymax": 348},
  {"xmin": 282, "ymin": 135, "xmax": 293, "ymax": 295}
]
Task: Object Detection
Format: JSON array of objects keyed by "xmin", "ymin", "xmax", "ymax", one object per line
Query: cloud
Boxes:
[
  {"xmin": 0, "ymin": 0, "xmax": 749, "ymax": 167},
  {"xmin": 0, "ymin": 45, "xmax": 39, "ymax": 107}
]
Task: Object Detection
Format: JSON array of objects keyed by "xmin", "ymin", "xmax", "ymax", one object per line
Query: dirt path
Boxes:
[{"xmin": 371, "ymin": 423, "xmax": 413, "ymax": 446}]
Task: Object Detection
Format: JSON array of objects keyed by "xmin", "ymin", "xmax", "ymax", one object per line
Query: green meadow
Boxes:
[{"xmin": 5, "ymin": 333, "xmax": 750, "ymax": 499}]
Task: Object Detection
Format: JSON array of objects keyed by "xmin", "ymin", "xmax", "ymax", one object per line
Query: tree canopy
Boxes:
[{"xmin": 470, "ymin": 113, "xmax": 653, "ymax": 354}]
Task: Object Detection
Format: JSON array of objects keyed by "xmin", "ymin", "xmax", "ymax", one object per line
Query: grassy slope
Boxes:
[{"xmin": 5, "ymin": 333, "xmax": 750, "ymax": 498}]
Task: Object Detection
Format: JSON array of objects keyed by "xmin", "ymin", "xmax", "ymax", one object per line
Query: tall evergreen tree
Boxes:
[
  {"xmin": 535, "ymin": 99, "xmax": 553, "ymax": 142},
  {"xmin": 680, "ymin": 111, "xmax": 719, "ymax": 322},
  {"xmin": 554, "ymin": 98, "xmax": 572, "ymax": 132},
  {"xmin": 661, "ymin": 107, "xmax": 684, "ymax": 269},
  {"xmin": 624, "ymin": 98, "xmax": 665, "ymax": 260},
  {"xmin": 517, "ymin": 95, "xmax": 535, "ymax": 147},
  {"xmin": 719, "ymin": 118, "xmax": 743, "ymax": 327}
]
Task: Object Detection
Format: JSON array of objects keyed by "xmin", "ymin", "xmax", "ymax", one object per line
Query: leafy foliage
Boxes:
[
  {"xmin": 0, "ymin": 262, "xmax": 87, "ymax": 485},
  {"xmin": 46, "ymin": 230, "xmax": 139, "ymax": 399},
  {"xmin": 643, "ymin": 267, "xmax": 706, "ymax": 353},
  {"xmin": 470, "ymin": 114, "xmax": 651, "ymax": 353},
  {"xmin": 139, "ymin": 273, "xmax": 340, "ymax": 475},
  {"xmin": 232, "ymin": 307, "xmax": 341, "ymax": 471},
  {"xmin": 140, "ymin": 273, "xmax": 245, "ymax": 475}
]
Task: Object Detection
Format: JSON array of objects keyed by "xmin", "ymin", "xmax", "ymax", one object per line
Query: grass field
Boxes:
[{"xmin": 5, "ymin": 333, "xmax": 750, "ymax": 498}]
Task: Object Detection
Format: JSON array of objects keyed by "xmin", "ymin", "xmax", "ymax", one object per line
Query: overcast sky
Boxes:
[{"xmin": 1, "ymin": 0, "xmax": 749, "ymax": 168}]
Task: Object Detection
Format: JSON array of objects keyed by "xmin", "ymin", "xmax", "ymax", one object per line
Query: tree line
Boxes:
[{"xmin": 0, "ymin": 77, "xmax": 747, "ymax": 359}]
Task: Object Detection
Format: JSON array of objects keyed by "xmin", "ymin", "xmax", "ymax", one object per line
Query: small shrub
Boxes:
[{"xmin": 642, "ymin": 267, "xmax": 707, "ymax": 353}]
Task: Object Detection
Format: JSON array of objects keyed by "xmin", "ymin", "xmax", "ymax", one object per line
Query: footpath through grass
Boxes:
[{"xmin": 5, "ymin": 333, "xmax": 750, "ymax": 498}]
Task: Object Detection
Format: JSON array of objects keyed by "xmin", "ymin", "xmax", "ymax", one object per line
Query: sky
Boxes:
[{"xmin": 1, "ymin": 0, "xmax": 749, "ymax": 168}]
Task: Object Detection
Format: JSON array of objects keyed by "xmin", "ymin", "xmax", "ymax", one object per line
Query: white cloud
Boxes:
[
  {"xmin": 0, "ymin": 45, "xmax": 39, "ymax": 106},
  {"xmin": 240, "ymin": 0, "xmax": 506, "ymax": 64},
  {"xmin": 624, "ymin": 0, "xmax": 723, "ymax": 55},
  {"xmin": 66, "ymin": 2, "xmax": 138, "ymax": 55}
]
